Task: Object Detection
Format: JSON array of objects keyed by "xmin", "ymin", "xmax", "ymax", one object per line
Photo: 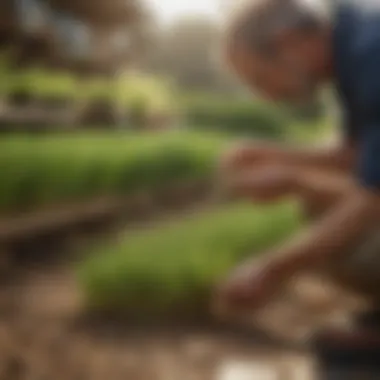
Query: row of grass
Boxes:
[
  {"xmin": 77, "ymin": 200, "xmax": 303, "ymax": 317},
  {"xmin": 0, "ymin": 131, "xmax": 228, "ymax": 214},
  {"xmin": 182, "ymin": 94, "xmax": 289, "ymax": 140}
]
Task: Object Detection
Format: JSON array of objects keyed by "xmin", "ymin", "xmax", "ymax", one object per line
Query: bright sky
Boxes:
[{"xmin": 147, "ymin": 0, "xmax": 222, "ymax": 23}]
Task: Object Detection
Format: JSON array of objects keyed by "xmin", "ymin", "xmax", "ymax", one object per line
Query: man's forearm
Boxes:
[
  {"xmin": 223, "ymin": 140, "xmax": 356, "ymax": 175},
  {"xmin": 264, "ymin": 188, "xmax": 380, "ymax": 275},
  {"xmin": 265, "ymin": 144, "xmax": 356, "ymax": 173}
]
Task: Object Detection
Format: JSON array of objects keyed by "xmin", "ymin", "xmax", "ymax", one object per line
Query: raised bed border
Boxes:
[{"xmin": 0, "ymin": 179, "xmax": 212, "ymax": 245}]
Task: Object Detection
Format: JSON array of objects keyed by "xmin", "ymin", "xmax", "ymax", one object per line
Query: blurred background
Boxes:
[{"xmin": 0, "ymin": 0, "xmax": 339, "ymax": 379}]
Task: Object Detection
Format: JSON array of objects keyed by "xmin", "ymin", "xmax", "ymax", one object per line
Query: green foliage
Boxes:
[
  {"xmin": 117, "ymin": 73, "xmax": 178, "ymax": 114},
  {"xmin": 3, "ymin": 64, "xmax": 177, "ymax": 110},
  {"xmin": 7, "ymin": 68, "xmax": 77, "ymax": 100},
  {"xmin": 0, "ymin": 131, "xmax": 227, "ymax": 213},
  {"xmin": 76, "ymin": 78, "xmax": 118, "ymax": 103},
  {"xmin": 77, "ymin": 200, "xmax": 303, "ymax": 315},
  {"xmin": 182, "ymin": 94, "xmax": 290, "ymax": 140},
  {"xmin": 1, "ymin": 62, "xmax": 179, "ymax": 126},
  {"xmin": 0, "ymin": 52, "xmax": 12, "ymax": 96}
]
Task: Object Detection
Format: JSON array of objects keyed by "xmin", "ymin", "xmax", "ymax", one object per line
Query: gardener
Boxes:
[{"xmin": 217, "ymin": 0, "xmax": 380, "ymax": 343}]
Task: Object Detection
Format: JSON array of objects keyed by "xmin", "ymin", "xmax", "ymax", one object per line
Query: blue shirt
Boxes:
[{"xmin": 333, "ymin": 1, "xmax": 380, "ymax": 189}]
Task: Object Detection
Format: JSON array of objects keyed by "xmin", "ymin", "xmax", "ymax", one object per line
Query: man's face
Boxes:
[{"xmin": 226, "ymin": 38, "xmax": 321, "ymax": 104}]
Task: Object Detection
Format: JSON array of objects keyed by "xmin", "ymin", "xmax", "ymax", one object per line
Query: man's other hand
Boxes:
[
  {"xmin": 213, "ymin": 258, "xmax": 289, "ymax": 317},
  {"xmin": 221, "ymin": 164, "xmax": 295, "ymax": 202},
  {"xmin": 219, "ymin": 141, "xmax": 273, "ymax": 176}
]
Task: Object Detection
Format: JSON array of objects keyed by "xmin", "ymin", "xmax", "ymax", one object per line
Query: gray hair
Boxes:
[{"xmin": 223, "ymin": 0, "xmax": 327, "ymax": 55}]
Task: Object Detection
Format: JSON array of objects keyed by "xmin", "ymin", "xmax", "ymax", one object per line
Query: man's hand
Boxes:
[
  {"xmin": 222, "ymin": 164, "xmax": 295, "ymax": 202},
  {"xmin": 219, "ymin": 141, "xmax": 273, "ymax": 176},
  {"xmin": 219, "ymin": 141, "xmax": 355, "ymax": 176},
  {"xmin": 214, "ymin": 258, "xmax": 290, "ymax": 317}
]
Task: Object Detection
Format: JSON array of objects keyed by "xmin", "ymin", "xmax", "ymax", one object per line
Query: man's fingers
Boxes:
[
  {"xmin": 213, "ymin": 280, "xmax": 260, "ymax": 319},
  {"xmin": 219, "ymin": 163, "xmax": 293, "ymax": 200},
  {"xmin": 211, "ymin": 294, "xmax": 235, "ymax": 320},
  {"xmin": 219, "ymin": 143, "xmax": 263, "ymax": 174},
  {"xmin": 212, "ymin": 294, "xmax": 253, "ymax": 320}
]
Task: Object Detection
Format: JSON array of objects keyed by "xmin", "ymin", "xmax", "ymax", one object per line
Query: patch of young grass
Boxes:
[
  {"xmin": 77, "ymin": 200, "xmax": 303, "ymax": 316},
  {"xmin": 0, "ymin": 131, "xmax": 228, "ymax": 213}
]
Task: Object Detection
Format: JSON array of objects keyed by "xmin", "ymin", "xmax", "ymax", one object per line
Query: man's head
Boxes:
[{"xmin": 222, "ymin": 0, "xmax": 332, "ymax": 103}]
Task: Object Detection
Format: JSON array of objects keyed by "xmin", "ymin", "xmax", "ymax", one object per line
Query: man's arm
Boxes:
[
  {"xmin": 219, "ymin": 120, "xmax": 380, "ymax": 311},
  {"xmin": 263, "ymin": 143, "xmax": 355, "ymax": 172},
  {"xmin": 245, "ymin": 122, "xmax": 380, "ymax": 282},
  {"xmin": 216, "ymin": 186, "xmax": 380, "ymax": 313},
  {"xmin": 251, "ymin": 46, "xmax": 380, "ymax": 300},
  {"xmin": 218, "ymin": 124, "xmax": 377, "ymax": 311},
  {"xmin": 222, "ymin": 140, "xmax": 356, "ymax": 174},
  {"xmin": 280, "ymin": 34, "xmax": 380, "ymax": 272},
  {"xmin": 264, "ymin": 187, "xmax": 380, "ymax": 275}
]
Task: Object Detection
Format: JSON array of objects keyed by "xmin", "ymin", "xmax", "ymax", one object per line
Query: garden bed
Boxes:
[
  {"xmin": 0, "ymin": 131, "xmax": 226, "ymax": 267},
  {"xmin": 0, "ymin": 131, "xmax": 225, "ymax": 214}
]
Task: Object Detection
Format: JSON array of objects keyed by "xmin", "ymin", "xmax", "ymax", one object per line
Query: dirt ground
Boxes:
[{"xmin": 0, "ymin": 258, "xmax": 365, "ymax": 380}]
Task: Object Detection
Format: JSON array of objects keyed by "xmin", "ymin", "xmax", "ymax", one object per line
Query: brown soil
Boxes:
[
  {"xmin": 0, "ymin": 251, "xmax": 365, "ymax": 380},
  {"xmin": 0, "ymin": 264, "xmax": 317, "ymax": 380}
]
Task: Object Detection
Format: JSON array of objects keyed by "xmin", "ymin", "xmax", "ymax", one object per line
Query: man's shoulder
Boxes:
[
  {"xmin": 352, "ymin": 8, "xmax": 380, "ymax": 65},
  {"xmin": 334, "ymin": 0, "xmax": 380, "ymax": 12},
  {"xmin": 335, "ymin": 1, "xmax": 380, "ymax": 116},
  {"xmin": 336, "ymin": 0, "xmax": 380, "ymax": 64},
  {"xmin": 333, "ymin": 0, "xmax": 380, "ymax": 29}
]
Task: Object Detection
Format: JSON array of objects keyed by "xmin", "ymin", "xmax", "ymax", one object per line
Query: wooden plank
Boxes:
[
  {"xmin": 0, "ymin": 180, "xmax": 210, "ymax": 243},
  {"xmin": 0, "ymin": 108, "xmax": 76, "ymax": 129}
]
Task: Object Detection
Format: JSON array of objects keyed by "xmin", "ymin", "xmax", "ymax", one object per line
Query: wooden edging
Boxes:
[{"xmin": 0, "ymin": 180, "xmax": 212, "ymax": 244}]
